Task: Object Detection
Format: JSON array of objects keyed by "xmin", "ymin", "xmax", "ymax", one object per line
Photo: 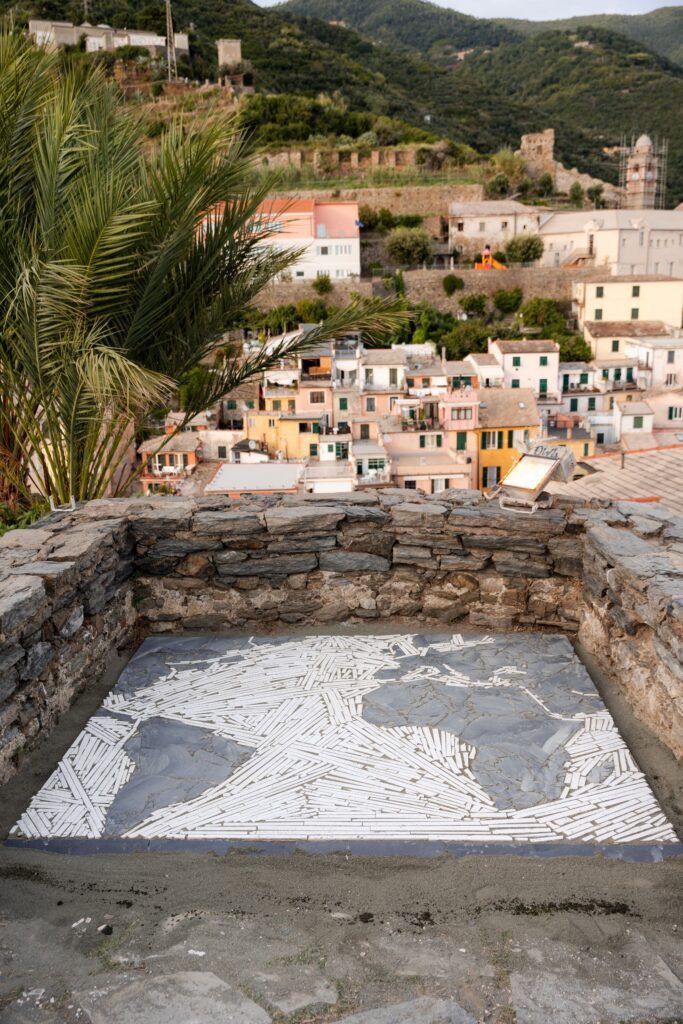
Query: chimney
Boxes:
[
  {"xmin": 621, "ymin": 451, "xmax": 626, "ymax": 469},
  {"xmin": 441, "ymin": 346, "xmax": 446, "ymax": 366}
]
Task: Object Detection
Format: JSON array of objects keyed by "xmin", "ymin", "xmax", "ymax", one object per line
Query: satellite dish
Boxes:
[{"xmin": 248, "ymin": 440, "xmax": 256, "ymax": 450}]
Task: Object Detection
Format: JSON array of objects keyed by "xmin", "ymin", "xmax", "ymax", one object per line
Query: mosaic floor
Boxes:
[{"xmin": 11, "ymin": 633, "xmax": 678, "ymax": 847}]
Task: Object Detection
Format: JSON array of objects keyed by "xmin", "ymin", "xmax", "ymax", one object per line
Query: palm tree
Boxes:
[{"xmin": 0, "ymin": 28, "xmax": 406, "ymax": 506}]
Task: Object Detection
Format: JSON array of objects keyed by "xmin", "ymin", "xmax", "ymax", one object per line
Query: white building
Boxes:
[
  {"xmin": 361, "ymin": 348, "xmax": 407, "ymax": 390},
  {"xmin": 465, "ymin": 353, "xmax": 504, "ymax": 388},
  {"xmin": 574, "ymin": 275, "xmax": 683, "ymax": 331},
  {"xmin": 488, "ymin": 339, "xmax": 560, "ymax": 401},
  {"xmin": 448, "ymin": 200, "xmax": 547, "ymax": 257},
  {"xmin": 559, "ymin": 362, "xmax": 603, "ymax": 416},
  {"xmin": 539, "ymin": 210, "xmax": 683, "ymax": 275},
  {"xmin": 29, "ymin": 19, "xmax": 189, "ymax": 57},
  {"xmin": 614, "ymin": 400, "xmax": 655, "ymax": 448},
  {"xmin": 623, "ymin": 335, "xmax": 683, "ymax": 390}
]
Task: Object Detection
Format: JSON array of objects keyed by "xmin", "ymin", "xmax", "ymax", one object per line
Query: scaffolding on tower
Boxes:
[
  {"xmin": 165, "ymin": 0, "xmax": 177, "ymax": 81},
  {"xmin": 618, "ymin": 133, "xmax": 668, "ymax": 210}
]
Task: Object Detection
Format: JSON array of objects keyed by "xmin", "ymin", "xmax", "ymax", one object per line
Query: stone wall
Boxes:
[
  {"xmin": 274, "ymin": 183, "xmax": 485, "ymax": 218},
  {"xmin": 256, "ymin": 266, "xmax": 597, "ymax": 311},
  {"xmin": 0, "ymin": 491, "xmax": 681, "ymax": 783}
]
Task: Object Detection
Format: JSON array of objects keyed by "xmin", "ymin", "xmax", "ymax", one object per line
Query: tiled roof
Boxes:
[
  {"xmin": 474, "ymin": 388, "xmax": 541, "ymax": 429},
  {"xmin": 138, "ymin": 433, "xmax": 202, "ymax": 454},
  {"xmin": 584, "ymin": 320, "xmax": 672, "ymax": 338},
  {"xmin": 494, "ymin": 339, "xmax": 559, "ymax": 354},
  {"xmin": 361, "ymin": 348, "xmax": 407, "ymax": 366},
  {"xmin": 547, "ymin": 445, "xmax": 683, "ymax": 516}
]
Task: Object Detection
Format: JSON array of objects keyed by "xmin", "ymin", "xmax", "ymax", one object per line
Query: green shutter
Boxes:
[
  {"xmin": 580, "ymin": 372, "xmax": 588, "ymax": 384},
  {"xmin": 481, "ymin": 432, "xmax": 488, "ymax": 450},
  {"xmin": 626, "ymin": 367, "xmax": 633, "ymax": 382},
  {"xmin": 562, "ymin": 375, "xmax": 569, "ymax": 390},
  {"xmin": 457, "ymin": 431, "xmax": 466, "ymax": 451},
  {"xmin": 507, "ymin": 430, "xmax": 513, "ymax": 448},
  {"xmin": 312, "ymin": 422, "xmax": 320, "ymax": 433},
  {"xmin": 436, "ymin": 434, "xmax": 443, "ymax": 448},
  {"xmin": 497, "ymin": 431, "xmax": 504, "ymax": 450},
  {"xmin": 309, "ymin": 443, "xmax": 318, "ymax": 457},
  {"xmin": 339, "ymin": 397, "xmax": 348, "ymax": 410},
  {"xmin": 570, "ymin": 398, "xmax": 578, "ymax": 412},
  {"xmin": 669, "ymin": 407, "xmax": 674, "ymax": 420},
  {"xmin": 419, "ymin": 434, "xmax": 426, "ymax": 448}
]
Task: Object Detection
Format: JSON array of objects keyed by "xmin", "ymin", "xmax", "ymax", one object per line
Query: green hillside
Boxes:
[
  {"xmin": 499, "ymin": 6, "xmax": 683, "ymax": 68},
  {"xmin": 279, "ymin": 0, "xmax": 519, "ymax": 60}
]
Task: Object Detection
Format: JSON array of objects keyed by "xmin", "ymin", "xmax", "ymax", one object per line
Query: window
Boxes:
[
  {"xmin": 512, "ymin": 356, "xmax": 521, "ymax": 368},
  {"xmin": 272, "ymin": 400, "xmax": 281, "ymax": 411},
  {"xmin": 268, "ymin": 418, "xmax": 275, "ymax": 428},
  {"xmin": 406, "ymin": 377, "xmax": 415, "ymax": 388},
  {"xmin": 540, "ymin": 356, "xmax": 548, "ymax": 367},
  {"xmin": 588, "ymin": 397, "xmax": 596, "ymax": 411},
  {"xmin": 501, "ymin": 221, "xmax": 508, "ymax": 230},
  {"xmin": 594, "ymin": 309, "xmax": 603, "ymax": 320},
  {"xmin": 633, "ymin": 416, "xmax": 644, "ymax": 429},
  {"xmin": 539, "ymin": 379, "xmax": 548, "ymax": 394},
  {"xmin": 596, "ymin": 286, "xmax": 604, "ymax": 298},
  {"xmin": 456, "ymin": 431, "xmax": 466, "ymax": 451},
  {"xmin": 288, "ymin": 400, "xmax": 296, "ymax": 412},
  {"xmin": 368, "ymin": 458, "xmax": 385, "ymax": 471},
  {"xmin": 309, "ymin": 443, "xmax": 318, "ymax": 457},
  {"xmin": 404, "ymin": 480, "xmax": 417, "ymax": 489},
  {"xmin": 612, "ymin": 339, "xmax": 619, "ymax": 353},
  {"xmin": 626, "ymin": 367, "xmax": 634, "ymax": 382},
  {"xmin": 217, "ymin": 445, "xmax": 227, "ymax": 459},
  {"xmin": 580, "ymin": 372, "xmax": 589, "ymax": 384},
  {"xmin": 668, "ymin": 351, "xmax": 676, "ymax": 364},
  {"xmin": 583, "ymin": 443, "xmax": 589, "ymax": 456},
  {"xmin": 226, "ymin": 399, "xmax": 237, "ymax": 410},
  {"xmin": 389, "ymin": 368, "xmax": 398, "ymax": 386},
  {"xmin": 360, "ymin": 424, "xmax": 370, "ymax": 440},
  {"xmin": 666, "ymin": 373, "xmax": 678, "ymax": 386},
  {"xmin": 481, "ymin": 431, "xmax": 503, "ymax": 450},
  {"xmin": 597, "ymin": 432, "xmax": 605, "ymax": 444},
  {"xmin": 365, "ymin": 369, "xmax": 374, "ymax": 385},
  {"xmin": 632, "ymin": 285, "xmax": 640, "ymax": 297},
  {"xmin": 338, "ymin": 421, "xmax": 348, "ymax": 433},
  {"xmin": 667, "ymin": 406, "xmax": 682, "ymax": 420},
  {"xmin": 366, "ymin": 397, "xmax": 376, "ymax": 412},
  {"xmin": 317, "ymin": 246, "xmax": 329, "ymax": 256},
  {"xmin": 457, "ymin": 221, "xmax": 464, "ymax": 232},
  {"xmin": 451, "ymin": 407, "xmax": 472, "ymax": 420},
  {"xmin": 310, "ymin": 391, "xmax": 325, "ymax": 404},
  {"xmin": 631, "ymin": 308, "xmax": 639, "ymax": 320},
  {"xmin": 478, "ymin": 222, "xmax": 485, "ymax": 232},
  {"xmin": 570, "ymin": 398, "xmax": 578, "ymax": 412},
  {"xmin": 422, "ymin": 378, "xmax": 430, "ymax": 388},
  {"xmin": 339, "ymin": 397, "xmax": 348, "ymax": 411},
  {"xmin": 511, "ymin": 379, "xmax": 520, "ymax": 389},
  {"xmin": 419, "ymin": 434, "xmax": 443, "ymax": 448},
  {"xmin": 245, "ymin": 400, "xmax": 254, "ymax": 409}
]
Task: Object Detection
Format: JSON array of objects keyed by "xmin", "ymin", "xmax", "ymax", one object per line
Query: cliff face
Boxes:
[{"xmin": 0, "ymin": 489, "xmax": 681, "ymax": 786}]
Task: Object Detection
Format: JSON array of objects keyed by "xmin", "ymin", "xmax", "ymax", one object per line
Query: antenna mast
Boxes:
[{"xmin": 165, "ymin": 0, "xmax": 177, "ymax": 81}]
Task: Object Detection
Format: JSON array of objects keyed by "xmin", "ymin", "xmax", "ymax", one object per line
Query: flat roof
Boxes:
[{"xmin": 205, "ymin": 462, "xmax": 304, "ymax": 493}]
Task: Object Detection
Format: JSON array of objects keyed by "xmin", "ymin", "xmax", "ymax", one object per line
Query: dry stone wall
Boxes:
[{"xmin": 0, "ymin": 491, "xmax": 681, "ymax": 783}]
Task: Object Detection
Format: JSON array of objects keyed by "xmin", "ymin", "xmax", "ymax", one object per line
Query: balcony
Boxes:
[{"xmin": 357, "ymin": 467, "xmax": 391, "ymax": 485}]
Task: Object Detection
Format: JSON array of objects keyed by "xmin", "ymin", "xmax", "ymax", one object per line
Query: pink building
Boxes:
[{"xmin": 251, "ymin": 199, "xmax": 361, "ymax": 281}]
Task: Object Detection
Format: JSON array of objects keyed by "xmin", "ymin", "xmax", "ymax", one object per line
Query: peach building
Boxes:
[{"xmin": 250, "ymin": 199, "xmax": 361, "ymax": 281}]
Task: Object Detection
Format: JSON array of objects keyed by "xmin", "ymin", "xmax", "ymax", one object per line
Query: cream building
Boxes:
[
  {"xmin": 448, "ymin": 200, "xmax": 547, "ymax": 257},
  {"xmin": 539, "ymin": 211, "xmax": 683, "ymax": 275},
  {"xmin": 574, "ymin": 275, "xmax": 683, "ymax": 330}
]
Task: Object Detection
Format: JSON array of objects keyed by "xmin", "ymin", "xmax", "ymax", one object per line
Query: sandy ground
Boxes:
[{"xmin": 0, "ymin": 625, "xmax": 681, "ymax": 1024}]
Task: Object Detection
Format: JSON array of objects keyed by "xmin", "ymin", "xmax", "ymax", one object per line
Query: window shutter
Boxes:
[
  {"xmin": 481, "ymin": 432, "xmax": 488, "ymax": 450},
  {"xmin": 669, "ymin": 407, "xmax": 674, "ymax": 420},
  {"xmin": 419, "ymin": 434, "xmax": 426, "ymax": 448},
  {"xmin": 436, "ymin": 434, "xmax": 443, "ymax": 448},
  {"xmin": 497, "ymin": 431, "xmax": 504, "ymax": 449},
  {"xmin": 507, "ymin": 430, "xmax": 513, "ymax": 448},
  {"xmin": 457, "ymin": 431, "xmax": 466, "ymax": 451}
]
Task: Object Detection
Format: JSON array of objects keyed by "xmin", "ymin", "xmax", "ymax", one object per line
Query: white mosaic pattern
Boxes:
[{"xmin": 12, "ymin": 633, "xmax": 677, "ymax": 844}]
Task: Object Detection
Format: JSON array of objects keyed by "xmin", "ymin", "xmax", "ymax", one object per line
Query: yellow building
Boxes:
[
  {"xmin": 245, "ymin": 410, "xmax": 326, "ymax": 460},
  {"xmin": 474, "ymin": 388, "xmax": 541, "ymax": 490}
]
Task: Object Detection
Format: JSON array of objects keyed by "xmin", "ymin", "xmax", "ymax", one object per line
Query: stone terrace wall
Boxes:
[
  {"xmin": 0, "ymin": 491, "xmax": 681, "ymax": 782},
  {"xmin": 0, "ymin": 512, "xmax": 136, "ymax": 784}
]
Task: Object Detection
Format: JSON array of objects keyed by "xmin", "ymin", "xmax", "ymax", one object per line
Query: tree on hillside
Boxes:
[
  {"xmin": 0, "ymin": 28, "xmax": 406, "ymax": 508},
  {"xmin": 493, "ymin": 287, "xmax": 523, "ymax": 315},
  {"xmin": 505, "ymin": 235, "xmax": 544, "ymax": 264},
  {"xmin": 487, "ymin": 173, "xmax": 510, "ymax": 197},
  {"xmin": 442, "ymin": 273, "xmax": 464, "ymax": 296},
  {"xmin": 385, "ymin": 227, "xmax": 432, "ymax": 268},
  {"xmin": 569, "ymin": 181, "xmax": 584, "ymax": 207},
  {"xmin": 519, "ymin": 298, "xmax": 566, "ymax": 335},
  {"xmin": 460, "ymin": 293, "xmax": 488, "ymax": 318},
  {"xmin": 587, "ymin": 184, "xmax": 605, "ymax": 209}
]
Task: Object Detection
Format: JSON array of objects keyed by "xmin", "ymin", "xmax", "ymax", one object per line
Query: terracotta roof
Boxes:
[
  {"xmin": 547, "ymin": 445, "xmax": 683, "ymax": 516},
  {"xmin": 138, "ymin": 433, "xmax": 202, "ymax": 454},
  {"xmin": 584, "ymin": 320, "xmax": 672, "ymax": 338},
  {"xmin": 493, "ymin": 339, "xmax": 559, "ymax": 354},
  {"xmin": 474, "ymin": 388, "xmax": 541, "ymax": 429}
]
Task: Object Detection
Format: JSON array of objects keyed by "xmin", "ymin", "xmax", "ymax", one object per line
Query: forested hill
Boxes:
[
  {"xmin": 499, "ymin": 6, "xmax": 683, "ymax": 69},
  {"xmin": 5, "ymin": 0, "xmax": 683, "ymax": 202}
]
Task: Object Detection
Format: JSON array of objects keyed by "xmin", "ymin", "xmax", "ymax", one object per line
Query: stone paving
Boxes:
[{"xmin": 11, "ymin": 632, "xmax": 677, "ymax": 847}]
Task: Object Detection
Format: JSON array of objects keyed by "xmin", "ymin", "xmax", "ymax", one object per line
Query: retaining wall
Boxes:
[{"xmin": 0, "ymin": 491, "xmax": 681, "ymax": 783}]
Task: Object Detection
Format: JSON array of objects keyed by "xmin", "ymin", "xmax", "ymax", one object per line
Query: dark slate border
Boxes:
[{"xmin": 5, "ymin": 837, "xmax": 682, "ymax": 861}]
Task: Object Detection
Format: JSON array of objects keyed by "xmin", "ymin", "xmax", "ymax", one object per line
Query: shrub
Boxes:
[
  {"xmin": 487, "ymin": 172, "xmax": 510, "ymax": 197},
  {"xmin": 385, "ymin": 227, "xmax": 432, "ymax": 268},
  {"xmin": 312, "ymin": 274, "xmax": 332, "ymax": 295},
  {"xmin": 505, "ymin": 235, "xmax": 544, "ymax": 263},
  {"xmin": 568, "ymin": 181, "xmax": 584, "ymax": 207},
  {"xmin": 442, "ymin": 273, "xmax": 464, "ymax": 296},
  {"xmin": 397, "ymin": 213, "xmax": 423, "ymax": 228},
  {"xmin": 520, "ymin": 297, "xmax": 566, "ymax": 335},
  {"xmin": 460, "ymin": 292, "xmax": 487, "ymax": 318},
  {"xmin": 393, "ymin": 269, "xmax": 406, "ymax": 295},
  {"xmin": 493, "ymin": 287, "xmax": 523, "ymax": 315},
  {"xmin": 150, "ymin": 80, "xmax": 164, "ymax": 99},
  {"xmin": 587, "ymin": 184, "xmax": 604, "ymax": 209},
  {"xmin": 536, "ymin": 171, "xmax": 554, "ymax": 197}
]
